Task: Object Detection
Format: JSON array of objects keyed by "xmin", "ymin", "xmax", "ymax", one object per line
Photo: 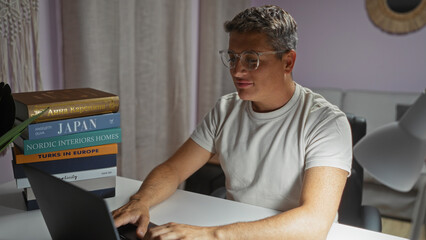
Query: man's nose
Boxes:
[{"xmin": 232, "ymin": 57, "xmax": 248, "ymax": 75}]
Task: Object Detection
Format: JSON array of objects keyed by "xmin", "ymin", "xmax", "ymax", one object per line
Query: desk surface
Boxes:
[{"xmin": 0, "ymin": 176, "xmax": 407, "ymax": 240}]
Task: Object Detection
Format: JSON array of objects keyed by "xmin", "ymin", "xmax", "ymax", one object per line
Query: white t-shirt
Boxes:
[{"xmin": 191, "ymin": 83, "xmax": 352, "ymax": 211}]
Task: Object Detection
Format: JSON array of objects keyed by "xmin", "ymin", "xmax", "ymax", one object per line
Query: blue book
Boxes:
[
  {"xmin": 14, "ymin": 128, "xmax": 122, "ymax": 155},
  {"xmin": 12, "ymin": 154, "xmax": 117, "ymax": 179},
  {"xmin": 17, "ymin": 113, "xmax": 120, "ymax": 140}
]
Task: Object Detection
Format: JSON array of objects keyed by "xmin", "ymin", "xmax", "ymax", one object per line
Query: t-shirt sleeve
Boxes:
[
  {"xmin": 304, "ymin": 113, "xmax": 353, "ymax": 175},
  {"xmin": 190, "ymin": 105, "xmax": 218, "ymax": 154}
]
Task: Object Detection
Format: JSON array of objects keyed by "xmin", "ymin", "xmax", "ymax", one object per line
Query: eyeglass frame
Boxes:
[{"xmin": 219, "ymin": 49, "xmax": 290, "ymax": 71}]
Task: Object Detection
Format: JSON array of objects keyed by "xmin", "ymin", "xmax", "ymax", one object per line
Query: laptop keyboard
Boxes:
[
  {"xmin": 117, "ymin": 222, "xmax": 157, "ymax": 240},
  {"xmin": 117, "ymin": 224, "xmax": 138, "ymax": 240}
]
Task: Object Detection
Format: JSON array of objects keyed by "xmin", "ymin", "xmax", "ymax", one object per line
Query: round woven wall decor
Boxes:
[{"xmin": 366, "ymin": 0, "xmax": 426, "ymax": 34}]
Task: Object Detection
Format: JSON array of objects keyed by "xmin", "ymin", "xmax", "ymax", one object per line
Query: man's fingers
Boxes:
[
  {"xmin": 136, "ymin": 215, "xmax": 150, "ymax": 238},
  {"xmin": 113, "ymin": 212, "xmax": 131, "ymax": 228},
  {"xmin": 112, "ymin": 201, "xmax": 151, "ymax": 238},
  {"xmin": 144, "ymin": 223, "xmax": 186, "ymax": 240},
  {"xmin": 111, "ymin": 209, "xmax": 122, "ymax": 221}
]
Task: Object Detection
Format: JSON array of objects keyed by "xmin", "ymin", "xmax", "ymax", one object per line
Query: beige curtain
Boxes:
[
  {"xmin": 61, "ymin": 0, "xmax": 250, "ymax": 180},
  {"xmin": 197, "ymin": 0, "xmax": 250, "ymax": 121}
]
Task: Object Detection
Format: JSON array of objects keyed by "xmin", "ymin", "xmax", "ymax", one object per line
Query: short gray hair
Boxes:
[{"xmin": 224, "ymin": 5, "xmax": 298, "ymax": 52}]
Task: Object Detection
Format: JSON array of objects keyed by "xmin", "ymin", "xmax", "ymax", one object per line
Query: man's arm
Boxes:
[
  {"xmin": 112, "ymin": 138, "xmax": 214, "ymax": 238},
  {"xmin": 145, "ymin": 166, "xmax": 348, "ymax": 240}
]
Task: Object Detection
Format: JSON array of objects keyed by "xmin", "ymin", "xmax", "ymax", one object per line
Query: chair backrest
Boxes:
[{"xmin": 338, "ymin": 113, "xmax": 366, "ymax": 226}]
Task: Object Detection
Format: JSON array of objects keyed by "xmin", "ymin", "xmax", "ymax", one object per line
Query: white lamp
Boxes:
[{"xmin": 353, "ymin": 90, "xmax": 426, "ymax": 240}]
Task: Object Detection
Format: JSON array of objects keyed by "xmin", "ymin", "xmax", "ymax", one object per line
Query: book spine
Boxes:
[
  {"xmin": 24, "ymin": 176, "xmax": 116, "ymax": 200},
  {"xmin": 23, "ymin": 187, "xmax": 116, "ymax": 211},
  {"xmin": 13, "ymin": 144, "xmax": 118, "ymax": 164},
  {"xmin": 16, "ymin": 166, "xmax": 117, "ymax": 189},
  {"xmin": 25, "ymin": 113, "xmax": 120, "ymax": 140},
  {"xmin": 12, "ymin": 154, "xmax": 117, "ymax": 179},
  {"xmin": 23, "ymin": 192, "xmax": 39, "ymax": 211},
  {"xmin": 27, "ymin": 96, "xmax": 120, "ymax": 123},
  {"xmin": 22, "ymin": 128, "xmax": 121, "ymax": 155}
]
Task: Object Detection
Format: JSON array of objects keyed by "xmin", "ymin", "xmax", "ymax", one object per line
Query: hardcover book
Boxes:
[
  {"xmin": 12, "ymin": 88, "xmax": 120, "ymax": 123},
  {"xmin": 24, "ymin": 176, "xmax": 116, "ymax": 201},
  {"xmin": 23, "ymin": 187, "xmax": 116, "ymax": 211},
  {"xmin": 17, "ymin": 113, "xmax": 121, "ymax": 140},
  {"xmin": 12, "ymin": 154, "xmax": 117, "ymax": 179},
  {"xmin": 16, "ymin": 166, "xmax": 117, "ymax": 189},
  {"xmin": 13, "ymin": 144, "xmax": 118, "ymax": 164},
  {"xmin": 14, "ymin": 128, "xmax": 121, "ymax": 155}
]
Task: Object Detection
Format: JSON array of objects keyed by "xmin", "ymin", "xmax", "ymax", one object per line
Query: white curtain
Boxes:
[
  {"xmin": 0, "ymin": 0, "xmax": 43, "ymax": 92},
  {"xmin": 0, "ymin": 0, "xmax": 43, "ymax": 184},
  {"xmin": 61, "ymin": 0, "xmax": 250, "ymax": 180}
]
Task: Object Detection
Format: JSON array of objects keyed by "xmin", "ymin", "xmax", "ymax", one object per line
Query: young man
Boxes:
[{"xmin": 113, "ymin": 5, "xmax": 352, "ymax": 240}]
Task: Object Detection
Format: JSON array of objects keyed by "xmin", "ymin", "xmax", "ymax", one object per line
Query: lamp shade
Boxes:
[{"xmin": 353, "ymin": 91, "xmax": 426, "ymax": 192}]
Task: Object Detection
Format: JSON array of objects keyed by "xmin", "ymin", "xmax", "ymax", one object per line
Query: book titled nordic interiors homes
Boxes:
[
  {"xmin": 12, "ymin": 88, "xmax": 119, "ymax": 123},
  {"xmin": 15, "ymin": 128, "xmax": 121, "ymax": 155}
]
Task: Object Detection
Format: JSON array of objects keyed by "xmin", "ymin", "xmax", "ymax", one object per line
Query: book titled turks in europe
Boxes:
[
  {"xmin": 13, "ymin": 144, "xmax": 118, "ymax": 164},
  {"xmin": 17, "ymin": 113, "xmax": 120, "ymax": 140},
  {"xmin": 15, "ymin": 128, "xmax": 121, "ymax": 155}
]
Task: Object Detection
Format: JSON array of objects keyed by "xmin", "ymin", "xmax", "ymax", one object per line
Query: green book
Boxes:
[{"xmin": 14, "ymin": 128, "xmax": 121, "ymax": 155}]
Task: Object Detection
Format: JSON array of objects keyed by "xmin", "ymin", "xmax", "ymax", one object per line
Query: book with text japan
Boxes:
[{"xmin": 17, "ymin": 112, "xmax": 121, "ymax": 140}]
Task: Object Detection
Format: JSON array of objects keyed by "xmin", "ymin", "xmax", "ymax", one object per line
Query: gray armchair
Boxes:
[{"xmin": 340, "ymin": 113, "xmax": 382, "ymax": 231}]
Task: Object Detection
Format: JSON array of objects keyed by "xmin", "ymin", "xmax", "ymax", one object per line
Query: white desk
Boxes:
[{"xmin": 0, "ymin": 176, "xmax": 407, "ymax": 240}]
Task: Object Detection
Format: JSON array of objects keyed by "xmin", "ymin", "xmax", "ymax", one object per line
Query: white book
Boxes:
[
  {"xmin": 24, "ymin": 176, "xmax": 116, "ymax": 200},
  {"xmin": 16, "ymin": 166, "xmax": 117, "ymax": 189}
]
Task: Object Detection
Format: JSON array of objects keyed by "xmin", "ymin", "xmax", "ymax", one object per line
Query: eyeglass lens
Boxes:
[{"xmin": 221, "ymin": 51, "xmax": 259, "ymax": 70}]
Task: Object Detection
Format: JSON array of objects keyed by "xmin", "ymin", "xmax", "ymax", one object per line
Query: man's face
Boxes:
[{"xmin": 228, "ymin": 31, "xmax": 290, "ymax": 110}]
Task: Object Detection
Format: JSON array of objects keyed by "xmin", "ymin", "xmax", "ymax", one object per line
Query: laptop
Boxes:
[{"xmin": 23, "ymin": 164, "xmax": 155, "ymax": 240}]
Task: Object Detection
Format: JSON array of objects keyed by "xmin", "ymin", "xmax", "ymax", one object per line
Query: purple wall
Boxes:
[
  {"xmin": 252, "ymin": 0, "xmax": 426, "ymax": 92},
  {"xmin": 39, "ymin": 0, "xmax": 63, "ymax": 91}
]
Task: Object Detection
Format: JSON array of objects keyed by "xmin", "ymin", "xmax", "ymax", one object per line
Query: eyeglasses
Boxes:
[{"xmin": 219, "ymin": 49, "xmax": 288, "ymax": 71}]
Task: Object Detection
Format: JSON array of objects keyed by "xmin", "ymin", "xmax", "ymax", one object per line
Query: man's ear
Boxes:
[{"xmin": 283, "ymin": 50, "xmax": 296, "ymax": 73}]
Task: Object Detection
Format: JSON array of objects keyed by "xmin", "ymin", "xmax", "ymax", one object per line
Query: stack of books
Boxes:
[{"xmin": 11, "ymin": 88, "xmax": 121, "ymax": 210}]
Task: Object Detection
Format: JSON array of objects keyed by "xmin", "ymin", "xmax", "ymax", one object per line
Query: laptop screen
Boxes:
[{"xmin": 23, "ymin": 165, "xmax": 127, "ymax": 240}]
